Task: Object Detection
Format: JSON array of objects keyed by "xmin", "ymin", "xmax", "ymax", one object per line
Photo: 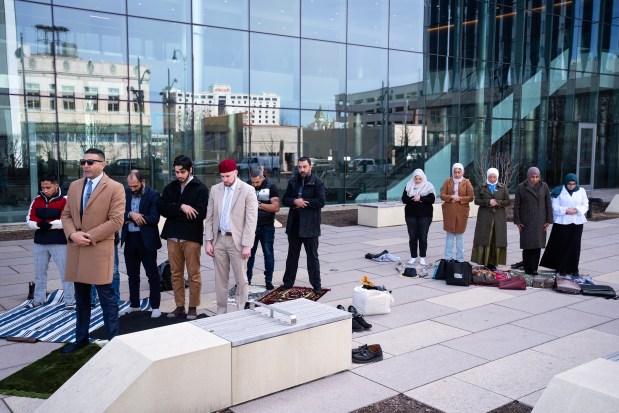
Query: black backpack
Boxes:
[{"xmin": 157, "ymin": 260, "xmax": 190, "ymax": 291}]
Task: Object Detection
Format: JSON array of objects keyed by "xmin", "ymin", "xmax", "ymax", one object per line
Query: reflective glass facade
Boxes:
[{"xmin": 1, "ymin": 0, "xmax": 618, "ymax": 223}]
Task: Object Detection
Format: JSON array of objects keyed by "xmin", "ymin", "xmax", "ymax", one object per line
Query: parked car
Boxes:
[
  {"xmin": 237, "ymin": 156, "xmax": 280, "ymax": 176},
  {"xmin": 192, "ymin": 160, "xmax": 220, "ymax": 175},
  {"xmin": 310, "ymin": 158, "xmax": 336, "ymax": 176},
  {"xmin": 347, "ymin": 158, "xmax": 392, "ymax": 173},
  {"xmin": 104, "ymin": 158, "xmax": 163, "ymax": 177}
]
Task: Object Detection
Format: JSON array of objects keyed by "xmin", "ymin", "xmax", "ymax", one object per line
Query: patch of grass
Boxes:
[{"xmin": 0, "ymin": 344, "xmax": 100, "ymax": 399}]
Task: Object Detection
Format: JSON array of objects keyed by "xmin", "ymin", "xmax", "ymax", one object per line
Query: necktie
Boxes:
[
  {"xmin": 220, "ymin": 187, "xmax": 233, "ymax": 231},
  {"xmin": 83, "ymin": 179, "xmax": 92, "ymax": 211}
]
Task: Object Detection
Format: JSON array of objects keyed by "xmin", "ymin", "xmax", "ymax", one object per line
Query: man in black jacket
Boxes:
[
  {"xmin": 159, "ymin": 155, "xmax": 209, "ymax": 320},
  {"xmin": 281, "ymin": 157, "xmax": 326, "ymax": 293},
  {"xmin": 120, "ymin": 171, "xmax": 162, "ymax": 318}
]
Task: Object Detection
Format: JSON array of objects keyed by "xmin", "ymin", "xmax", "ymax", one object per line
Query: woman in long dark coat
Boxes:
[
  {"xmin": 471, "ymin": 168, "xmax": 511, "ymax": 270},
  {"xmin": 513, "ymin": 167, "xmax": 553, "ymax": 275}
]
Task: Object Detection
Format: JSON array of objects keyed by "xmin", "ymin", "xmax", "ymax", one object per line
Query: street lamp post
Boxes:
[
  {"xmin": 172, "ymin": 49, "xmax": 187, "ymax": 146},
  {"xmin": 128, "ymin": 57, "xmax": 150, "ymax": 161},
  {"xmin": 377, "ymin": 82, "xmax": 389, "ymax": 201},
  {"xmin": 160, "ymin": 68, "xmax": 177, "ymax": 181}
]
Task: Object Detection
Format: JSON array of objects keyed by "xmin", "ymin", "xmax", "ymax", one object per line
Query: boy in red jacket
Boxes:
[{"xmin": 26, "ymin": 173, "xmax": 75, "ymax": 309}]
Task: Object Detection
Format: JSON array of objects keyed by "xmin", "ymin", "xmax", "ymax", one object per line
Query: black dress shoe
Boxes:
[
  {"xmin": 352, "ymin": 344, "xmax": 369, "ymax": 354},
  {"xmin": 61, "ymin": 339, "xmax": 89, "ymax": 354},
  {"xmin": 348, "ymin": 305, "xmax": 372, "ymax": 329},
  {"xmin": 351, "ymin": 317, "xmax": 364, "ymax": 332},
  {"xmin": 352, "ymin": 344, "xmax": 383, "ymax": 364},
  {"xmin": 265, "ymin": 282, "xmax": 275, "ymax": 290},
  {"xmin": 511, "ymin": 261, "xmax": 524, "ymax": 269}
]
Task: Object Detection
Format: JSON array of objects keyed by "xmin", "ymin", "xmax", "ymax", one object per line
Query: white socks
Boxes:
[{"xmin": 419, "ymin": 257, "xmax": 426, "ymax": 265}]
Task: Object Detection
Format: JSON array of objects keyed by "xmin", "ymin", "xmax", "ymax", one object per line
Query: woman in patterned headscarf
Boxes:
[
  {"xmin": 471, "ymin": 168, "xmax": 511, "ymax": 270},
  {"xmin": 540, "ymin": 173, "xmax": 589, "ymax": 275},
  {"xmin": 440, "ymin": 163, "xmax": 474, "ymax": 262},
  {"xmin": 513, "ymin": 167, "xmax": 553, "ymax": 276},
  {"xmin": 402, "ymin": 169, "xmax": 436, "ymax": 265}
]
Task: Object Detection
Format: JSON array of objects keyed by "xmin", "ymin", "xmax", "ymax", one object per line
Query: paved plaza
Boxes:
[{"xmin": 1, "ymin": 209, "xmax": 619, "ymax": 412}]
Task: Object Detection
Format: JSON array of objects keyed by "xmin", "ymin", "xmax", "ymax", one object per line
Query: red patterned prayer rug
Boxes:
[{"xmin": 258, "ymin": 286, "xmax": 330, "ymax": 305}]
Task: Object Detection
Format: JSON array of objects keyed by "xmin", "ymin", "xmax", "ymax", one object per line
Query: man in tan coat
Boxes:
[
  {"xmin": 205, "ymin": 159, "xmax": 257, "ymax": 314},
  {"xmin": 61, "ymin": 148, "xmax": 125, "ymax": 353}
]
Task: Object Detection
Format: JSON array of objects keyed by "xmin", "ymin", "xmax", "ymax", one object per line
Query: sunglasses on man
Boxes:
[{"xmin": 79, "ymin": 159, "xmax": 105, "ymax": 166}]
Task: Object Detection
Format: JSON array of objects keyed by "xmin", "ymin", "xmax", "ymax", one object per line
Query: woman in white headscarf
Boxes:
[
  {"xmin": 440, "ymin": 163, "xmax": 474, "ymax": 262},
  {"xmin": 402, "ymin": 169, "xmax": 436, "ymax": 265},
  {"xmin": 471, "ymin": 168, "xmax": 511, "ymax": 270}
]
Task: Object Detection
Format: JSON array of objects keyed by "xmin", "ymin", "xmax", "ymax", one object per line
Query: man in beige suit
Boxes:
[
  {"xmin": 205, "ymin": 159, "xmax": 258, "ymax": 314},
  {"xmin": 61, "ymin": 148, "xmax": 125, "ymax": 353}
]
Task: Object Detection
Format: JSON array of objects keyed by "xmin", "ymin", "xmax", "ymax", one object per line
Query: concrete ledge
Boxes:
[
  {"xmin": 36, "ymin": 323, "xmax": 232, "ymax": 413},
  {"xmin": 358, "ymin": 202, "xmax": 479, "ymax": 228},
  {"xmin": 606, "ymin": 194, "xmax": 619, "ymax": 214},
  {"xmin": 532, "ymin": 358, "xmax": 619, "ymax": 413}
]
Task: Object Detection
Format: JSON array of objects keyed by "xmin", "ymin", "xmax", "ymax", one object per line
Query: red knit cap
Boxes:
[{"xmin": 218, "ymin": 159, "xmax": 237, "ymax": 173}]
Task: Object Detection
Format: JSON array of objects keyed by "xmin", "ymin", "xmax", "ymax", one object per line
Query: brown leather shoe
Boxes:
[
  {"xmin": 186, "ymin": 307, "xmax": 198, "ymax": 320},
  {"xmin": 167, "ymin": 306, "xmax": 186, "ymax": 318}
]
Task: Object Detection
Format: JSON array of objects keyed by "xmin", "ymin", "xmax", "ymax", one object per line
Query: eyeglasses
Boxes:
[{"xmin": 79, "ymin": 159, "xmax": 104, "ymax": 166}]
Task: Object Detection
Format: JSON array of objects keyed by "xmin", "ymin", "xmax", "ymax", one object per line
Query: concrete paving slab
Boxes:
[
  {"xmin": 0, "ymin": 246, "xmax": 28, "ymax": 253},
  {"xmin": 442, "ymin": 324, "xmax": 556, "ymax": 361},
  {"xmin": 364, "ymin": 300, "xmax": 456, "ymax": 329},
  {"xmin": 356, "ymin": 320, "xmax": 469, "ymax": 356},
  {"xmin": 0, "ymin": 342, "xmax": 62, "ymax": 376},
  {"xmin": 433, "ymin": 303, "xmax": 531, "ymax": 332},
  {"xmin": 592, "ymin": 270, "xmax": 619, "ymax": 284},
  {"xmin": 511, "ymin": 307, "xmax": 612, "ymax": 337},
  {"xmin": 0, "ymin": 400, "xmax": 10, "ymax": 413},
  {"xmin": 531, "ymin": 329, "xmax": 619, "ymax": 365},
  {"xmin": 426, "ymin": 287, "xmax": 514, "ymax": 311},
  {"xmin": 388, "ymin": 284, "xmax": 447, "ymax": 305},
  {"xmin": 0, "ymin": 267, "xmax": 18, "ymax": 277},
  {"xmin": 567, "ymin": 296, "xmax": 619, "ymax": 318},
  {"xmin": 593, "ymin": 319, "xmax": 619, "ymax": 336},
  {"xmin": 454, "ymin": 350, "xmax": 577, "ymax": 400},
  {"xmin": 2, "ymin": 396, "xmax": 44, "ymax": 413},
  {"xmin": 405, "ymin": 376, "xmax": 512, "ymax": 413},
  {"xmin": 496, "ymin": 289, "xmax": 590, "ymax": 314},
  {"xmin": 230, "ymin": 371, "xmax": 398, "ymax": 413},
  {"xmin": 353, "ymin": 344, "xmax": 486, "ymax": 393}
]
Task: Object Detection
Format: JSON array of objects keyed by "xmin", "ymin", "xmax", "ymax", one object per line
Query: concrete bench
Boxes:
[
  {"xmin": 532, "ymin": 355, "xmax": 619, "ymax": 412},
  {"xmin": 357, "ymin": 202, "xmax": 479, "ymax": 228},
  {"xmin": 37, "ymin": 299, "xmax": 352, "ymax": 413}
]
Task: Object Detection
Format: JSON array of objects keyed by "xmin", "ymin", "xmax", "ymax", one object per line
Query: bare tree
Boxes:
[{"xmin": 473, "ymin": 147, "xmax": 520, "ymax": 188}]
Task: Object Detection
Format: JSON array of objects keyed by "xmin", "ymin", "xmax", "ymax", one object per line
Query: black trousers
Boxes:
[
  {"xmin": 124, "ymin": 232, "xmax": 161, "ymax": 309},
  {"xmin": 282, "ymin": 235, "xmax": 321, "ymax": 289},
  {"xmin": 405, "ymin": 215, "xmax": 432, "ymax": 258},
  {"xmin": 522, "ymin": 248, "xmax": 541, "ymax": 274}
]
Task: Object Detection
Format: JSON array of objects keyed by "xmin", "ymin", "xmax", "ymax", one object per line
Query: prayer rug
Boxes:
[
  {"xmin": 258, "ymin": 286, "xmax": 329, "ymax": 305},
  {"xmin": 89, "ymin": 310, "xmax": 207, "ymax": 340},
  {"xmin": 0, "ymin": 290, "xmax": 149, "ymax": 343}
]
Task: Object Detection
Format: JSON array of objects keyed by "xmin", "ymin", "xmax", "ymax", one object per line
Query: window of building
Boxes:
[
  {"xmin": 85, "ymin": 86, "xmax": 99, "ymax": 112},
  {"xmin": 49, "ymin": 84, "xmax": 56, "ymax": 110},
  {"xmin": 25, "ymin": 83, "xmax": 41, "ymax": 110},
  {"xmin": 108, "ymin": 88, "xmax": 120, "ymax": 112},
  {"xmin": 62, "ymin": 85, "xmax": 75, "ymax": 111}
]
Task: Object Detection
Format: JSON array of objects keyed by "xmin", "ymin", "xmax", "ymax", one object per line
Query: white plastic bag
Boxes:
[{"xmin": 352, "ymin": 286, "xmax": 394, "ymax": 315}]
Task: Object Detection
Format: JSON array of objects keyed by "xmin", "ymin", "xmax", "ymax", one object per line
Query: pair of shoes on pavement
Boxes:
[
  {"xmin": 337, "ymin": 305, "xmax": 372, "ymax": 332},
  {"xmin": 365, "ymin": 250, "xmax": 388, "ymax": 260},
  {"xmin": 352, "ymin": 344, "xmax": 383, "ymax": 364},
  {"xmin": 166, "ymin": 306, "xmax": 198, "ymax": 319}
]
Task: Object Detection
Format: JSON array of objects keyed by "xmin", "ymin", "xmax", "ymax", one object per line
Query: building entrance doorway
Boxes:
[{"xmin": 577, "ymin": 123, "xmax": 597, "ymax": 190}]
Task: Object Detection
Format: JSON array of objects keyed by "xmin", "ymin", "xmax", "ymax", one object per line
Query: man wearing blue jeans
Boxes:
[
  {"xmin": 91, "ymin": 235, "xmax": 120, "ymax": 306},
  {"xmin": 246, "ymin": 169, "xmax": 280, "ymax": 290}
]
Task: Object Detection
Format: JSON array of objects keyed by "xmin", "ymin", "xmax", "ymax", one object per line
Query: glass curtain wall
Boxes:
[{"xmin": 0, "ymin": 0, "xmax": 618, "ymax": 223}]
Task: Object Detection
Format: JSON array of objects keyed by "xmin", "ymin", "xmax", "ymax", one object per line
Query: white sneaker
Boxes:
[
  {"xmin": 407, "ymin": 258, "xmax": 417, "ymax": 265},
  {"xmin": 151, "ymin": 309, "xmax": 162, "ymax": 318},
  {"xmin": 120, "ymin": 306, "xmax": 140, "ymax": 316},
  {"xmin": 419, "ymin": 257, "xmax": 426, "ymax": 265}
]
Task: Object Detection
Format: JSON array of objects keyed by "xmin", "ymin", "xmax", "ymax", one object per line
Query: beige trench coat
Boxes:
[{"xmin": 61, "ymin": 175, "xmax": 125, "ymax": 284}]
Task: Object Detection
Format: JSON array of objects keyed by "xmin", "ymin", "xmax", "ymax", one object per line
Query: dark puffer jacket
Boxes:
[{"xmin": 27, "ymin": 188, "xmax": 68, "ymax": 245}]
